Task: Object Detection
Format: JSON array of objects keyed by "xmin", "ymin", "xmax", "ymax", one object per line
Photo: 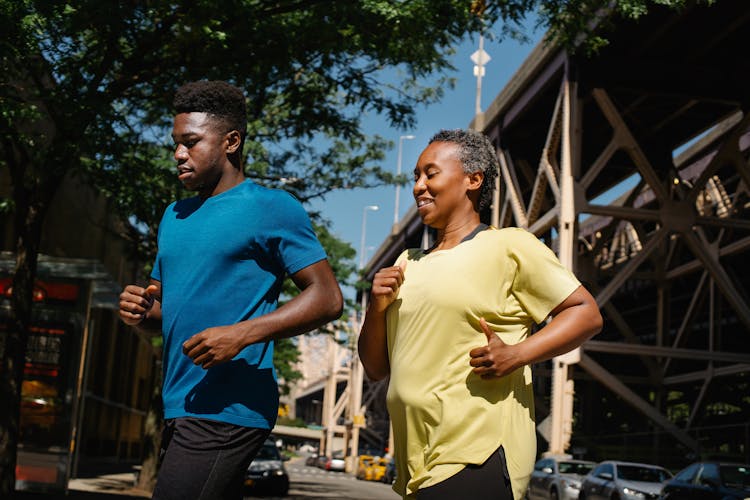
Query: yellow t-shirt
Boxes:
[{"xmin": 385, "ymin": 227, "xmax": 581, "ymax": 499}]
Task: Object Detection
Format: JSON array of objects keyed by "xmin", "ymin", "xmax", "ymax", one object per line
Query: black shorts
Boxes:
[
  {"xmin": 416, "ymin": 446, "xmax": 514, "ymax": 500},
  {"xmin": 151, "ymin": 417, "xmax": 270, "ymax": 500}
]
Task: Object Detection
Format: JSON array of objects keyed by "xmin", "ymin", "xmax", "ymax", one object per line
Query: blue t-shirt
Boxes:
[{"xmin": 151, "ymin": 179, "xmax": 327, "ymax": 428}]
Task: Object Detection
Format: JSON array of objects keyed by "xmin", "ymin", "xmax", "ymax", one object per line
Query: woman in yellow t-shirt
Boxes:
[{"xmin": 358, "ymin": 129, "xmax": 603, "ymax": 500}]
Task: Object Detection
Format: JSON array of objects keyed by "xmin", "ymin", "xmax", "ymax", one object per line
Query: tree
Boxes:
[{"xmin": 0, "ymin": 0, "xmax": 716, "ymax": 494}]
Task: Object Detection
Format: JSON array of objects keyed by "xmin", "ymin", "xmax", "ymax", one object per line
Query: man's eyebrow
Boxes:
[{"xmin": 171, "ymin": 131, "xmax": 199, "ymax": 140}]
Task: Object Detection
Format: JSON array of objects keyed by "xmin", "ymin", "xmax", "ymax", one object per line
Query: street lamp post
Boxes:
[
  {"xmin": 394, "ymin": 134, "xmax": 416, "ymax": 226},
  {"xmin": 359, "ymin": 205, "xmax": 379, "ymax": 270}
]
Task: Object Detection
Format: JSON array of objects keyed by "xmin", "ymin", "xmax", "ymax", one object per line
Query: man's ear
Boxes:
[{"xmin": 225, "ymin": 130, "xmax": 242, "ymax": 154}]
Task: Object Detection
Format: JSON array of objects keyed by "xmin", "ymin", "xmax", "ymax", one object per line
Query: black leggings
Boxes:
[{"xmin": 416, "ymin": 446, "xmax": 514, "ymax": 500}]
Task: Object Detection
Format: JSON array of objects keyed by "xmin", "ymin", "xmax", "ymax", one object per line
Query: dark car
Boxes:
[
  {"xmin": 382, "ymin": 457, "xmax": 396, "ymax": 485},
  {"xmin": 660, "ymin": 461, "xmax": 750, "ymax": 499},
  {"xmin": 579, "ymin": 460, "xmax": 672, "ymax": 500},
  {"xmin": 244, "ymin": 440, "xmax": 290, "ymax": 496},
  {"xmin": 527, "ymin": 456, "xmax": 595, "ymax": 499}
]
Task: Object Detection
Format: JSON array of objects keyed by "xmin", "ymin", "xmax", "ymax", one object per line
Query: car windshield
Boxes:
[
  {"xmin": 559, "ymin": 462, "xmax": 594, "ymax": 475},
  {"xmin": 618, "ymin": 465, "xmax": 670, "ymax": 483},
  {"xmin": 255, "ymin": 444, "xmax": 281, "ymax": 460},
  {"xmin": 720, "ymin": 465, "xmax": 750, "ymax": 489}
]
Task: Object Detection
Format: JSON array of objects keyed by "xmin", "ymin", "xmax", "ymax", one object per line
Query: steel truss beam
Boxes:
[{"xmin": 487, "ymin": 65, "xmax": 750, "ymax": 459}]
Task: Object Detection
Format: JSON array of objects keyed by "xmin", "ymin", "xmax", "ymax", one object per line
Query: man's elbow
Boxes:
[{"xmin": 321, "ymin": 287, "xmax": 344, "ymax": 323}]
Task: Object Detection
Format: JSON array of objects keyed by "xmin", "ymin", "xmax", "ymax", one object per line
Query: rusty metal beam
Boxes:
[
  {"xmin": 592, "ymin": 88, "xmax": 670, "ymax": 203},
  {"xmin": 584, "ymin": 340, "xmax": 750, "ymax": 364},
  {"xmin": 578, "ymin": 354, "xmax": 700, "ymax": 452},
  {"xmin": 663, "ymin": 364, "xmax": 750, "ymax": 385}
]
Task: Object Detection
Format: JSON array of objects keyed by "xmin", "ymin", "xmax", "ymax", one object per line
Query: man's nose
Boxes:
[{"xmin": 174, "ymin": 144, "xmax": 188, "ymax": 161}]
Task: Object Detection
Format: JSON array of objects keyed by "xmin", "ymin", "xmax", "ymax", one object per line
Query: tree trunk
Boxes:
[
  {"xmin": 0, "ymin": 193, "xmax": 46, "ymax": 496},
  {"xmin": 135, "ymin": 358, "xmax": 162, "ymax": 493}
]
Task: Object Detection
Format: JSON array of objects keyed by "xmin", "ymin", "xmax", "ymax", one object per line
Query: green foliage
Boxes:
[
  {"xmin": 538, "ymin": 0, "xmax": 717, "ymax": 55},
  {"xmin": 276, "ymin": 416, "xmax": 307, "ymax": 428},
  {"xmin": 274, "ymin": 338, "xmax": 304, "ymax": 396}
]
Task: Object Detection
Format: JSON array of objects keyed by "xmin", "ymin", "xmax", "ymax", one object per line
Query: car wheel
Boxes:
[
  {"xmin": 550, "ymin": 487, "xmax": 559, "ymax": 500},
  {"xmin": 274, "ymin": 479, "xmax": 290, "ymax": 497}
]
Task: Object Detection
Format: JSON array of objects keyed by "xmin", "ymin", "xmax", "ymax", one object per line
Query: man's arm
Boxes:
[
  {"xmin": 119, "ymin": 279, "xmax": 163, "ymax": 336},
  {"xmin": 182, "ymin": 259, "xmax": 343, "ymax": 369}
]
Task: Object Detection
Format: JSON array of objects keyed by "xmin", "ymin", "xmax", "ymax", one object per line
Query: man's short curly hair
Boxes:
[
  {"xmin": 173, "ymin": 81, "xmax": 247, "ymax": 141},
  {"xmin": 428, "ymin": 129, "xmax": 499, "ymax": 211}
]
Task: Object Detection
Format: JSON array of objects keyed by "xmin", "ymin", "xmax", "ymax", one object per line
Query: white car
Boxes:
[
  {"xmin": 527, "ymin": 456, "xmax": 595, "ymax": 499},
  {"xmin": 325, "ymin": 453, "xmax": 346, "ymax": 472},
  {"xmin": 578, "ymin": 460, "xmax": 672, "ymax": 500}
]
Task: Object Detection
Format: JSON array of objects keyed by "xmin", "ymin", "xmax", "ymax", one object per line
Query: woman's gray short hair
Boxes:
[{"xmin": 428, "ymin": 129, "xmax": 499, "ymax": 211}]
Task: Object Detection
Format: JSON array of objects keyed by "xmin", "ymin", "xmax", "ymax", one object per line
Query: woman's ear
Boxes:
[{"xmin": 467, "ymin": 170, "xmax": 484, "ymax": 193}]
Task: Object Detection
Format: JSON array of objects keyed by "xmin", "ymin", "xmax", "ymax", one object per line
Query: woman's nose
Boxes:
[{"xmin": 413, "ymin": 176, "xmax": 425, "ymax": 196}]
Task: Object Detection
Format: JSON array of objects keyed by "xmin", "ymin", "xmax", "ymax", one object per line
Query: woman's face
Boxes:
[{"xmin": 412, "ymin": 141, "xmax": 476, "ymax": 228}]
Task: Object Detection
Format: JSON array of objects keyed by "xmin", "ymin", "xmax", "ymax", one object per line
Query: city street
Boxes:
[
  {"xmin": 246, "ymin": 457, "xmax": 399, "ymax": 500},
  {"xmin": 9, "ymin": 456, "xmax": 401, "ymax": 500}
]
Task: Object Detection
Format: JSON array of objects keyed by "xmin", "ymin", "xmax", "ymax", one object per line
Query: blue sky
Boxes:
[{"xmin": 310, "ymin": 23, "xmax": 544, "ymax": 300}]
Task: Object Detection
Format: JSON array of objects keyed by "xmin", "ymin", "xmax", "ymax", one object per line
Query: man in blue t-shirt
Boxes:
[{"xmin": 119, "ymin": 80, "xmax": 343, "ymax": 499}]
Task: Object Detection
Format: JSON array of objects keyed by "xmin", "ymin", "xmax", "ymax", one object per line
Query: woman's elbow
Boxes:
[
  {"xmin": 587, "ymin": 306, "xmax": 604, "ymax": 339},
  {"xmin": 362, "ymin": 364, "xmax": 389, "ymax": 382}
]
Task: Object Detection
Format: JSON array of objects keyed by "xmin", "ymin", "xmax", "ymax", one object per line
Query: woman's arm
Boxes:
[
  {"xmin": 469, "ymin": 285, "xmax": 602, "ymax": 378},
  {"xmin": 358, "ymin": 261, "xmax": 406, "ymax": 381}
]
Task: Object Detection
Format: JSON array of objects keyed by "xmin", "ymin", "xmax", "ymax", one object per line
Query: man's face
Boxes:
[{"xmin": 171, "ymin": 112, "xmax": 229, "ymax": 194}]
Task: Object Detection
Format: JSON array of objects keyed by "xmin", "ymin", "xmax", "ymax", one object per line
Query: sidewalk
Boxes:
[{"xmin": 11, "ymin": 464, "xmax": 150, "ymax": 500}]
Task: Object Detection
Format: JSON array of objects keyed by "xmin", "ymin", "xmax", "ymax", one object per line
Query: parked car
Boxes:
[
  {"xmin": 356, "ymin": 455, "xmax": 375, "ymax": 480},
  {"xmin": 305, "ymin": 453, "xmax": 321, "ymax": 467},
  {"xmin": 325, "ymin": 453, "xmax": 346, "ymax": 472},
  {"xmin": 359, "ymin": 456, "xmax": 388, "ymax": 482},
  {"xmin": 315, "ymin": 454, "xmax": 329, "ymax": 469},
  {"xmin": 660, "ymin": 461, "xmax": 750, "ymax": 499},
  {"xmin": 382, "ymin": 457, "xmax": 396, "ymax": 485},
  {"xmin": 244, "ymin": 439, "xmax": 290, "ymax": 496},
  {"xmin": 527, "ymin": 456, "xmax": 595, "ymax": 499},
  {"xmin": 578, "ymin": 460, "xmax": 672, "ymax": 500}
]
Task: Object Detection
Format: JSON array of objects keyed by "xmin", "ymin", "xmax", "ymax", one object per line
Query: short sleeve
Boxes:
[
  {"xmin": 150, "ymin": 206, "xmax": 170, "ymax": 283},
  {"xmin": 507, "ymin": 229, "xmax": 581, "ymax": 324},
  {"xmin": 270, "ymin": 191, "xmax": 327, "ymax": 275}
]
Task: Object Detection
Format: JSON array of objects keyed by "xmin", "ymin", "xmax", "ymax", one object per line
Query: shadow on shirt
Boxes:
[
  {"xmin": 183, "ymin": 357, "xmax": 278, "ymax": 417},
  {"xmin": 465, "ymin": 368, "xmax": 533, "ymax": 412}
]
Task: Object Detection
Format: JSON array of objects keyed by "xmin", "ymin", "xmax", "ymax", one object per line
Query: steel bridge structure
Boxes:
[{"xmin": 347, "ymin": 1, "xmax": 750, "ymax": 468}]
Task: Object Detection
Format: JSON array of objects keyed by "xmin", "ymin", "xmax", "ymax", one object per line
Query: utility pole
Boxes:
[{"xmin": 470, "ymin": 33, "xmax": 491, "ymax": 130}]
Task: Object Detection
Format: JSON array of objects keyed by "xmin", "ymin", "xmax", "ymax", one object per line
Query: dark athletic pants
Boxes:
[
  {"xmin": 151, "ymin": 417, "xmax": 270, "ymax": 500},
  {"xmin": 416, "ymin": 446, "xmax": 514, "ymax": 500}
]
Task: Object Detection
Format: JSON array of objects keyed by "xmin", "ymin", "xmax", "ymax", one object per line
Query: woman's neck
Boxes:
[{"xmin": 432, "ymin": 216, "xmax": 482, "ymax": 252}]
